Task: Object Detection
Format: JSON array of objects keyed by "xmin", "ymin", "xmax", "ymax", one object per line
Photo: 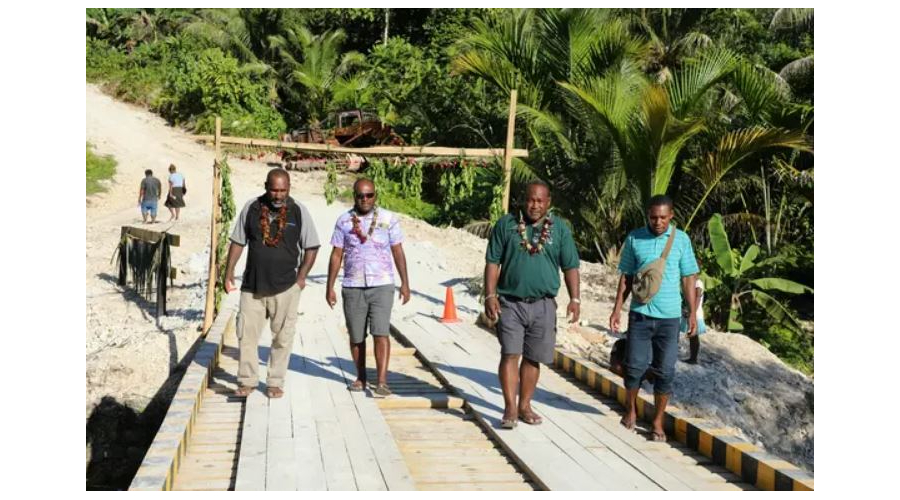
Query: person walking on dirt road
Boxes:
[
  {"xmin": 138, "ymin": 169, "xmax": 162, "ymax": 224},
  {"xmin": 224, "ymin": 168, "xmax": 320, "ymax": 399},
  {"xmin": 164, "ymin": 163, "xmax": 186, "ymax": 221},
  {"xmin": 609, "ymin": 194, "xmax": 699, "ymax": 441},
  {"xmin": 484, "ymin": 180, "xmax": 581, "ymax": 429},
  {"xmin": 326, "ymin": 178, "xmax": 410, "ymax": 397}
]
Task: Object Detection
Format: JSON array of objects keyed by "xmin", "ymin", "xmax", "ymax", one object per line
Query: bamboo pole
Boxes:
[
  {"xmin": 202, "ymin": 117, "xmax": 222, "ymax": 334},
  {"xmin": 501, "ymin": 89, "xmax": 518, "ymax": 213},
  {"xmin": 190, "ymin": 135, "xmax": 529, "ymax": 158}
]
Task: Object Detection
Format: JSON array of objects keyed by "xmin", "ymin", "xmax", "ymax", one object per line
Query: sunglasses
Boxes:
[{"xmin": 354, "ymin": 192, "xmax": 375, "ymax": 200}]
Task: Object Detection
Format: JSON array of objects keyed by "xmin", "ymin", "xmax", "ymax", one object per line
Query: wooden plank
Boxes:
[
  {"xmin": 413, "ymin": 472, "xmax": 529, "ymax": 483},
  {"xmin": 320, "ymin": 321, "xmax": 388, "ymax": 491},
  {"xmin": 288, "ymin": 341, "xmax": 327, "ymax": 491},
  {"xmin": 193, "ymin": 134, "xmax": 530, "ymax": 158},
  {"xmin": 321, "ymin": 316, "xmax": 415, "ymax": 491},
  {"xmin": 418, "ymin": 482, "xmax": 535, "ymax": 491},
  {"xmin": 265, "ymin": 379, "xmax": 297, "ymax": 491},
  {"xmin": 302, "ymin": 327, "xmax": 357, "ymax": 491},
  {"xmin": 234, "ymin": 326, "xmax": 271, "ymax": 491},
  {"xmin": 375, "ymin": 395, "xmax": 464, "ymax": 409},
  {"xmin": 122, "ymin": 226, "xmax": 181, "ymax": 246},
  {"xmin": 234, "ymin": 390, "xmax": 268, "ymax": 491},
  {"xmin": 173, "ymin": 477, "xmax": 233, "ymax": 490}
]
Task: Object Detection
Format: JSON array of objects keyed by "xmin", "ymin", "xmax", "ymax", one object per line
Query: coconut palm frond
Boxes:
[
  {"xmin": 463, "ymin": 220, "xmax": 494, "ymax": 239},
  {"xmin": 732, "ymin": 62, "xmax": 792, "ymax": 121},
  {"xmin": 770, "ymin": 8, "xmax": 814, "ymax": 31},
  {"xmin": 684, "ymin": 127, "xmax": 813, "ymax": 229},
  {"xmin": 779, "ymin": 55, "xmax": 814, "ymax": 91},
  {"xmin": 666, "ymin": 46, "xmax": 739, "ymax": 119}
]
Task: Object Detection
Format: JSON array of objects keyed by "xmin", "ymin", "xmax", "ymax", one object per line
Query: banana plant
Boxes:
[{"xmin": 703, "ymin": 213, "xmax": 812, "ymax": 332}]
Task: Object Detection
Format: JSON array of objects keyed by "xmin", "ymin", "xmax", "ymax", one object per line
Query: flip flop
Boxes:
[
  {"xmin": 518, "ymin": 412, "xmax": 543, "ymax": 425},
  {"xmin": 620, "ymin": 417, "xmax": 637, "ymax": 433},
  {"xmin": 500, "ymin": 418, "xmax": 518, "ymax": 429},
  {"xmin": 348, "ymin": 380, "xmax": 366, "ymax": 392},
  {"xmin": 266, "ymin": 387, "xmax": 284, "ymax": 399},
  {"xmin": 651, "ymin": 430, "xmax": 668, "ymax": 442},
  {"xmin": 234, "ymin": 386, "xmax": 255, "ymax": 397},
  {"xmin": 373, "ymin": 383, "xmax": 392, "ymax": 397}
]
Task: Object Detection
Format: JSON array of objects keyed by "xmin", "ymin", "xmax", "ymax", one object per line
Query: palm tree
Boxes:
[
  {"xmin": 270, "ymin": 27, "xmax": 365, "ymax": 122},
  {"xmin": 452, "ymin": 9, "xmax": 648, "ymax": 260},
  {"xmin": 453, "ymin": 8, "xmax": 813, "ymax": 262},
  {"xmin": 617, "ymin": 8, "xmax": 715, "ymax": 83}
]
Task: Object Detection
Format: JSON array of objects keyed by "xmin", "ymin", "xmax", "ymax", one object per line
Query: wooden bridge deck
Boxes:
[{"xmin": 138, "ymin": 280, "xmax": 783, "ymax": 491}]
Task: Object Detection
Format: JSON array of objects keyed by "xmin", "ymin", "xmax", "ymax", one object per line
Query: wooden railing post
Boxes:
[
  {"xmin": 202, "ymin": 117, "xmax": 222, "ymax": 333},
  {"xmin": 501, "ymin": 89, "xmax": 518, "ymax": 213}
]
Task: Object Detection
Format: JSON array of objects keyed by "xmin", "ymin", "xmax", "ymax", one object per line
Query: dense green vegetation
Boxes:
[
  {"xmin": 87, "ymin": 8, "xmax": 813, "ymax": 371},
  {"xmin": 86, "ymin": 142, "xmax": 117, "ymax": 194}
]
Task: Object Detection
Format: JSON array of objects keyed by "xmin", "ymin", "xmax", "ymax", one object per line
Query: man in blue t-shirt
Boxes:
[{"xmin": 609, "ymin": 194, "xmax": 699, "ymax": 441}]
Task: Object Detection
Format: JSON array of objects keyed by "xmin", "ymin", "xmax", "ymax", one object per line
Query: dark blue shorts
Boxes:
[{"xmin": 624, "ymin": 311, "xmax": 680, "ymax": 395}]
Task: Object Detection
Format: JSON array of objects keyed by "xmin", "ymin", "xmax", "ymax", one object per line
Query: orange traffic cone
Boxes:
[{"xmin": 441, "ymin": 287, "xmax": 462, "ymax": 323}]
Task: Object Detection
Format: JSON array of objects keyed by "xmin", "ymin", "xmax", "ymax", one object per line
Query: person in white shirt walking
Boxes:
[{"xmin": 681, "ymin": 275, "xmax": 706, "ymax": 364}]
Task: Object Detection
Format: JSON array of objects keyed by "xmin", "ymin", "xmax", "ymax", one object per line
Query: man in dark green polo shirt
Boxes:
[{"xmin": 484, "ymin": 181, "xmax": 581, "ymax": 429}]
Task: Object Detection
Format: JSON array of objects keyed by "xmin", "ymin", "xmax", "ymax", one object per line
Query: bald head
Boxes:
[
  {"xmin": 266, "ymin": 168, "xmax": 290, "ymax": 186},
  {"xmin": 525, "ymin": 180, "xmax": 551, "ymax": 199},
  {"xmin": 265, "ymin": 168, "xmax": 291, "ymax": 208},
  {"xmin": 353, "ymin": 177, "xmax": 377, "ymax": 214},
  {"xmin": 353, "ymin": 178, "xmax": 375, "ymax": 192},
  {"xmin": 523, "ymin": 180, "xmax": 551, "ymax": 223}
]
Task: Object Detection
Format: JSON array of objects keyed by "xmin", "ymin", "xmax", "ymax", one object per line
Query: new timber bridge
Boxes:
[{"xmin": 129, "ymin": 278, "xmax": 813, "ymax": 491}]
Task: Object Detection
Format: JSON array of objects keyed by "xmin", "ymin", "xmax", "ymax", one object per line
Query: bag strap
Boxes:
[{"xmin": 659, "ymin": 223, "xmax": 677, "ymax": 260}]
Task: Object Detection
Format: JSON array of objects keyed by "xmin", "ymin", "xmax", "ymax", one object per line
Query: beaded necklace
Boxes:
[
  {"xmin": 517, "ymin": 212, "xmax": 553, "ymax": 255},
  {"xmin": 350, "ymin": 207, "xmax": 379, "ymax": 243}
]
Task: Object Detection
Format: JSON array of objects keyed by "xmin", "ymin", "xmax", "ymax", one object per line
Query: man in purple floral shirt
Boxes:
[{"xmin": 326, "ymin": 178, "xmax": 410, "ymax": 396}]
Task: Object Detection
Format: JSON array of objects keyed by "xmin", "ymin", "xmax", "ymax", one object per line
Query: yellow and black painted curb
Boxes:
[
  {"xmin": 553, "ymin": 350, "xmax": 814, "ymax": 491},
  {"xmin": 128, "ymin": 295, "xmax": 239, "ymax": 491}
]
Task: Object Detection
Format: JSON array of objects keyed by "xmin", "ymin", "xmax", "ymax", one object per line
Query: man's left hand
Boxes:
[
  {"xmin": 567, "ymin": 301, "xmax": 581, "ymax": 324},
  {"xmin": 399, "ymin": 283, "xmax": 411, "ymax": 305},
  {"xmin": 686, "ymin": 316, "xmax": 698, "ymax": 337},
  {"xmin": 296, "ymin": 276, "xmax": 307, "ymax": 290}
]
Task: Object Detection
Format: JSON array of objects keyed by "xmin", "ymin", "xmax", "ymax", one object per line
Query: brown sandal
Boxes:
[
  {"xmin": 500, "ymin": 418, "xmax": 518, "ymax": 429},
  {"xmin": 348, "ymin": 379, "xmax": 366, "ymax": 392},
  {"xmin": 234, "ymin": 386, "xmax": 255, "ymax": 397},
  {"xmin": 518, "ymin": 411, "xmax": 543, "ymax": 425},
  {"xmin": 266, "ymin": 387, "xmax": 284, "ymax": 399}
]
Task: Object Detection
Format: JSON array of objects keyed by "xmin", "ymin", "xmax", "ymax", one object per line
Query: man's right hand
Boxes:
[
  {"xmin": 326, "ymin": 288, "xmax": 337, "ymax": 309},
  {"xmin": 485, "ymin": 296, "xmax": 500, "ymax": 321},
  {"xmin": 224, "ymin": 274, "xmax": 236, "ymax": 293},
  {"xmin": 609, "ymin": 308, "xmax": 622, "ymax": 334}
]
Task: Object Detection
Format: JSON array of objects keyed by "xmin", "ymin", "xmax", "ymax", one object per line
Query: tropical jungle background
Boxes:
[{"xmin": 86, "ymin": 8, "xmax": 814, "ymax": 372}]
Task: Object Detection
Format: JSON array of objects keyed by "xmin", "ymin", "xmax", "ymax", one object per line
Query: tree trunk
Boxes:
[{"xmin": 383, "ymin": 9, "xmax": 390, "ymax": 44}]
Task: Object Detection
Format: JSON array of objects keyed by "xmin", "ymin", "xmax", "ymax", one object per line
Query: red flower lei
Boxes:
[
  {"xmin": 350, "ymin": 208, "xmax": 378, "ymax": 243},
  {"xmin": 260, "ymin": 203, "xmax": 288, "ymax": 247},
  {"xmin": 518, "ymin": 213, "xmax": 553, "ymax": 255}
]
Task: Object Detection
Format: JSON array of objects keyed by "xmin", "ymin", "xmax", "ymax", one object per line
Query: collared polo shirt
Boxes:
[
  {"xmin": 486, "ymin": 213, "xmax": 580, "ymax": 299},
  {"xmin": 618, "ymin": 224, "xmax": 699, "ymax": 319}
]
